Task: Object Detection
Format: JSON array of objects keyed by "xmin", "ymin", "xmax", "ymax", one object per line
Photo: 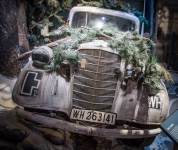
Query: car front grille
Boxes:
[{"xmin": 73, "ymin": 49, "xmax": 121, "ymax": 112}]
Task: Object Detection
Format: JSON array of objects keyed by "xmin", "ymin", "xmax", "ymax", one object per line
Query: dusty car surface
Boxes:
[{"xmin": 12, "ymin": 6, "xmax": 169, "ymax": 148}]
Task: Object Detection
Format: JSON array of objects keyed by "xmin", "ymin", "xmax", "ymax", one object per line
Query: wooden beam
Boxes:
[
  {"xmin": 17, "ymin": 38, "xmax": 68, "ymax": 61},
  {"xmin": 15, "ymin": 107, "xmax": 162, "ymax": 139}
]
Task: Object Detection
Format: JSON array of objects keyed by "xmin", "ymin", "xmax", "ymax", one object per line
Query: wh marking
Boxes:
[{"xmin": 148, "ymin": 96, "xmax": 161, "ymax": 109}]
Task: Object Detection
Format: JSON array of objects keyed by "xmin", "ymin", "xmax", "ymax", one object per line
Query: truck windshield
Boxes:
[{"xmin": 71, "ymin": 12, "xmax": 135, "ymax": 32}]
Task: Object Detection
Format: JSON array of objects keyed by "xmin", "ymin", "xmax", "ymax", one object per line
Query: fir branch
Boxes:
[
  {"xmin": 81, "ymin": 26, "xmax": 113, "ymax": 40},
  {"xmin": 157, "ymin": 64, "xmax": 174, "ymax": 82},
  {"xmin": 26, "ymin": 0, "xmax": 68, "ymax": 44},
  {"xmin": 46, "ymin": 26, "xmax": 173, "ymax": 90},
  {"xmin": 78, "ymin": 0, "xmax": 103, "ymax": 7},
  {"xmin": 54, "ymin": 14, "xmax": 65, "ymax": 24},
  {"xmin": 30, "ymin": 14, "xmax": 53, "ymax": 29},
  {"xmin": 62, "ymin": 0, "xmax": 74, "ymax": 10}
]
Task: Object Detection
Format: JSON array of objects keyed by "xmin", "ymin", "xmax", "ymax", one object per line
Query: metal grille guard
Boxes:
[{"xmin": 73, "ymin": 49, "xmax": 120, "ymax": 111}]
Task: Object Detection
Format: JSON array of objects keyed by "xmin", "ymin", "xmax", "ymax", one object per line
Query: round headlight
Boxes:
[{"xmin": 32, "ymin": 46, "xmax": 53, "ymax": 67}]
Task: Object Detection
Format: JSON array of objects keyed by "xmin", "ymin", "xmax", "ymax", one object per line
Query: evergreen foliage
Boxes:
[
  {"xmin": 26, "ymin": 0, "xmax": 73, "ymax": 44},
  {"xmin": 46, "ymin": 25, "xmax": 173, "ymax": 90},
  {"xmin": 25, "ymin": 1, "xmax": 171, "ymax": 90},
  {"xmin": 25, "ymin": 0, "xmax": 148, "ymax": 45}
]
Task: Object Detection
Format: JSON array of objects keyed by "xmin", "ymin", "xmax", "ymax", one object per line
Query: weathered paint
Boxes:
[{"xmin": 12, "ymin": 41, "xmax": 169, "ymax": 125}]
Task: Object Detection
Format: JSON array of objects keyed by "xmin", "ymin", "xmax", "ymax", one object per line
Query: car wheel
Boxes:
[{"xmin": 116, "ymin": 136, "xmax": 156, "ymax": 149}]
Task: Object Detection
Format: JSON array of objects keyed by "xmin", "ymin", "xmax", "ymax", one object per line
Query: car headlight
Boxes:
[{"xmin": 32, "ymin": 46, "xmax": 53, "ymax": 67}]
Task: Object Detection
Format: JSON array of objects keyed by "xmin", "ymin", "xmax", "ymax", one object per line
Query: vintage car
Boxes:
[{"xmin": 12, "ymin": 6, "xmax": 169, "ymax": 148}]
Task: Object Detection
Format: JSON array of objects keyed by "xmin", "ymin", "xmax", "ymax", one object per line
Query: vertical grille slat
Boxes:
[{"xmin": 73, "ymin": 49, "xmax": 120, "ymax": 112}]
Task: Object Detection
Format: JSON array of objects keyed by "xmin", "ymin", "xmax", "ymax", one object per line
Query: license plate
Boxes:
[{"xmin": 70, "ymin": 109, "xmax": 116, "ymax": 125}]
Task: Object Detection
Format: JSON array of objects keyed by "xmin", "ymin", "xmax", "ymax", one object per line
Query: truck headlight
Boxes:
[{"xmin": 32, "ymin": 46, "xmax": 53, "ymax": 67}]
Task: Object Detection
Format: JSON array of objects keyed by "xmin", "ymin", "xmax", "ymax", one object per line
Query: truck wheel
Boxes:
[{"xmin": 116, "ymin": 136, "xmax": 155, "ymax": 149}]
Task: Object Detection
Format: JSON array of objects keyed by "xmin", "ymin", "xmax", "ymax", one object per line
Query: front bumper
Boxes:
[{"xmin": 15, "ymin": 107, "xmax": 162, "ymax": 139}]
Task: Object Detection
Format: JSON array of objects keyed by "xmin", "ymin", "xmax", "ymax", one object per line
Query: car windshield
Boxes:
[{"xmin": 71, "ymin": 12, "xmax": 136, "ymax": 32}]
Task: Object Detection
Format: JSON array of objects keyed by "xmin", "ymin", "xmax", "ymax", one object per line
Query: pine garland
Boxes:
[{"xmin": 46, "ymin": 26, "xmax": 173, "ymax": 90}]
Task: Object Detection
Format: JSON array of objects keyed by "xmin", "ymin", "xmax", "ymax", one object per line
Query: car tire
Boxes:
[{"xmin": 116, "ymin": 136, "xmax": 156, "ymax": 149}]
